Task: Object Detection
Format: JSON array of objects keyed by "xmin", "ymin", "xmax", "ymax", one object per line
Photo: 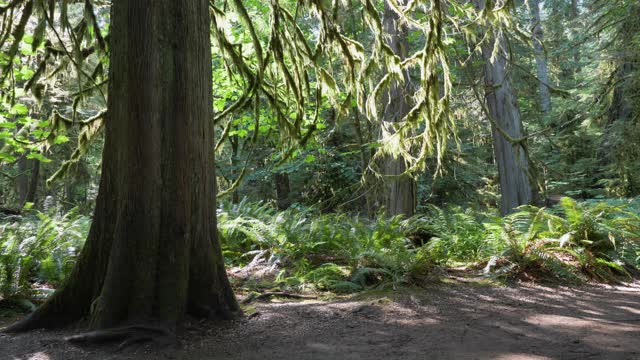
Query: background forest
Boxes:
[{"xmin": 0, "ymin": 0, "xmax": 639, "ymax": 308}]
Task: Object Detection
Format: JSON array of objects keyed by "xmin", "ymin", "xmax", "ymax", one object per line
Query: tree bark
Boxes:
[
  {"xmin": 475, "ymin": 1, "xmax": 536, "ymax": 215},
  {"xmin": 274, "ymin": 172, "xmax": 291, "ymax": 210},
  {"xmin": 527, "ymin": 0, "xmax": 552, "ymax": 113},
  {"xmin": 381, "ymin": 0, "xmax": 415, "ymax": 217},
  {"xmin": 14, "ymin": 156, "xmax": 39, "ymax": 206},
  {"xmin": 608, "ymin": 63, "xmax": 633, "ymax": 125},
  {"xmin": 229, "ymin": 132, "xmax": 240, "ymax": 204},
  {"xmin": 571, "ymin": 0, "xmax": 581, "ymax": 75},
  {"xmin": 15, "ymin": 154, "xmax": 29, "ymax": 205},
  {"xmin": 6, "ymin": 0, "xmax": 239, "ymax": 334},
  {"xmin": 25, "ymin": 158, "xmax": 39, "ymax": 204}
]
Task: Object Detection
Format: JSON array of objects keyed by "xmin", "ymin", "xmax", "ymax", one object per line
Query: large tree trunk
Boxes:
[
  {"xmin": 6, "ymin": 0, "xmax": 239, "ymax": 334},
  {"xmin": 527, "ymin": 0, "xmax": 552, "ymax": 113},
  {"xmin": 381, "ymin": 0, "xmax": 415, "ymax": 217},
  {"xmin": 475, "ymin": 1, "xmax": 536, "ymax": 215}
]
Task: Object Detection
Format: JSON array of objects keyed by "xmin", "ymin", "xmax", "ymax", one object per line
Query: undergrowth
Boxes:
[
  {"xmin": 0, "ymin": 207, "xmax": 89, "ymax": 300},
  {"xmin": 219, "ymin": 197, "xmax": 640, "ymax": 292},
  {"xmin": 1, "ymin": 197, "xmax": 638, "ymax": 302}
]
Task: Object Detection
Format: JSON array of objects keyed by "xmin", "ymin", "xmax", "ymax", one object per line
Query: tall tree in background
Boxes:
[
  {"xmin": 381, "ymin": 0, "xmax": 415, "ymax": 217},
  {"xmin": 474, "ymin": 0, "xmax": 536, "ymax": 215},
  {"xmin": 597, "ymin": 0, "xmax": 639, "ymax": 194},
  {"xmin": 570, "ymin": 0, "xmax": 580, "ymax": 77},
  {"xmin": 526, "ymin": 0, "xmax": 552, "ymax": 113},
  {"xmin": 7, "ymin": 0, "xmax": 240, "ymax": 335}
]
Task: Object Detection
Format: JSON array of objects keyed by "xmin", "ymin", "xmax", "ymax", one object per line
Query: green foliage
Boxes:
[
  {"xmin": 220, "ymin": 198, "xmax": 639, "ymax": 291},
  {"xmin": 0, "ymin": 208, "xmax": 89, "ymax": 299},
  {"xmin": 413, "ymin": 205, "xmax": 490, "ymax": 262},
  {"xmin": 218, "ymin": 199, "xmax": 429, "ymax": 291},
  {"xmin": 484, "ymin": 198, "xmax": 640, "ymax": 282},
  {"xmin": 1, "ymin": 198, "xmax": 637, "ymax": 300}
]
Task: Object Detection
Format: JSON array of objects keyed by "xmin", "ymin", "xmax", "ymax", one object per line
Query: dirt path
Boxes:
[{"xmin": 2, "ymin": 281, "xmax": 639, "ymax": 360}]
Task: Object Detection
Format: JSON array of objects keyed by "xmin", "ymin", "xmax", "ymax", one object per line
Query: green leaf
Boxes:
[
  {"xmin": 10, "ymin": 103, "xmax": 29, "ymax": 115},
  {"xmin": 0, "ymin": 122, "xmax": 16, "ymax": 129},
  {"xmin": 26, "ymin": 152, "xmax": 52, "ymax": 163},
  {"xmin": 0, "ymin": 152, "xmax": 16, "ymax": 162},
  {"xmin": 54, "ymin": 135, "xmax": 70, "ymax": 144},
  {"xmin": 18, "ymin": 66, "xmax": 34, "ymax": 80},
  {"xmin": 230, "ymin": 129, "xmax": 248, "ymax": 138},
  {"xmin": 304, "ymin": 154, "xmax": 316, "ymax": 163}
]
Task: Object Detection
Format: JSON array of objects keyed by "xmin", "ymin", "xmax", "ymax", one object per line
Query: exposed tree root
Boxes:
[
  {"xmin": 65, "ymin": 325, "xmax": 175, "ymax": 351},
  {"xmin": 1, "ymin": 297, "xmax": 81, "ymax": 334},
  {"xmin": 241, "ymin": 292, "xmax": 317, "ymax": 304}
]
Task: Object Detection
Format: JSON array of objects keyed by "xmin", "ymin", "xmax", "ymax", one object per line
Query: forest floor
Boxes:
[{"xmin": 1, "ymin": 278, "xmax": 639, "ymax": 360}]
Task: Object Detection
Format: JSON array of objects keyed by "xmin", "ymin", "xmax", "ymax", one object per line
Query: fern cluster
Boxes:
[
  {"xmin": 218, "ymin": 199, "xmax": 427, "ymax": 291},
  {"xmin": 477, "ymin": 198, "xmax": 639, "ymax": 282},
  {"xmin": 219, "ymin": 197, "xmax": 640, "ymax": 290},
  {"xmin": 0, "ymin": 207, "xmax": 89, "ymax": 299},
  {"xmin": 1, "ymin": 197, "xmax": 637, "ymax": 300}
]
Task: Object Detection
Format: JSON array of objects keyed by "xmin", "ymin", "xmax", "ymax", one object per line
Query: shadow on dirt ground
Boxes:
[{"xmin": 1, "ymin": 281, "xmax": 639, "ymax": 360}]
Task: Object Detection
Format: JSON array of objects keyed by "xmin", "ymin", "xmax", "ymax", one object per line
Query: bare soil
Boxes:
[{"xmin": 1, "ymin": 281, "xmax": 639, "ymax": 360}]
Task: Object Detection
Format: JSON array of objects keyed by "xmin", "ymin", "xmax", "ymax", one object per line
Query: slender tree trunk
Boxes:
[
  {"xmin": 527, "ymin": 0, "xmax": 552, "ymax": 113},
  {"xmin": 599, "ymin": 62, "xmax": 634, "ymax": 168},
  {"xmin": 608, "ymin": 62, "xmax": 634, "ymax": 125},
  {"xmin": 570, "ymin": 0, "xmax": 581, "ymax": 76},
  {"xmin": 474, "ymin": 1, "xmax": 536, "ymax": 215},
  {"xmin": 15, "ymin": 155, "xmax": 29, "ymax": 205},
  {"xmin": 63, "ymin": 160, "xmax": 89, "ymax": 210},
  {"xmin": 274, "ymin": 172, "xmax": 291, "ymax": 210},
  {"xmin": 6, "ymin": 0, "xmax": 239, "ymax": 334},
  {"xmin": 229, "ymin": 134, "xmax": 240, "ymax": 204},
  {"xmin": 381, "ymin": 0, "xmax": 415, "ymax": 217},
  {"xmin": 352, "ymin": 109, "xmax": 374, "ymax": 215},
  {"xmin": 25, "ymin": 159, "xmax": 39, "ymax": 204},
  {"xmin": 14, "ymin": 156, "xmax": 39, "ymax": 206}
]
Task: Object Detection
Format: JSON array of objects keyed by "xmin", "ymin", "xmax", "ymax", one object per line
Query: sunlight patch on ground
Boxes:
[
  {"xmin": 493, "ymin": 354, "xmax": 552, "ymax": 360},
  {"xmin": 616, "ymin": 305, "xmax": 640, "ymax": 315},
  {"xmin": 525, "ymin": 314, "xmax": 638, "ymax": 332},
  {"xmin": 579, "ymin": 309, "xmax": 604, "ymax": 316},
  {"xmin": 525, "ymin": 314, "xmax": 593, "ymax": 328},
  {"xmin": 306, "ymin": 342, "xmax": 335, "ymax": 352},
  {"xmin": 13, "ymin": 353, "xmax": 52, "ymax": 360}
]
